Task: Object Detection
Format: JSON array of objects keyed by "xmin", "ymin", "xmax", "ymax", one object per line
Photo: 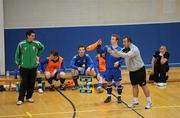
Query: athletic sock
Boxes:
[
  {"xmin": 133, "ymin": 97, "xmax": 139, "ymax": 103},
  {"xmin": 72, "ymin": 76, "xmax": 79, "ymax": 86},
  {"xmin": 146, "ymin": 97, "xmax": 152, "ymax": 103},
  {"xmin": 117, "ymin": 85, "xmax": 122, "ymax": 96},
  {"xmin": 60, "ymin": 78, "xmax": 65, "ymax": 85},
  {"xmin": 107, "ymin": 85, "xmax": 112, "ymax": 96}
]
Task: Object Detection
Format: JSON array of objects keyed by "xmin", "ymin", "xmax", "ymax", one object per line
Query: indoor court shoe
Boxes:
[
  {"xmin": 145, "ymin": 102, "xmax": 152, "ymax": 109},
  {"xmin": 157, "ymin": 83, "xmax": 165, "ymax": 87},
  {"xmin": 16, "ymin": 101, "xmax": 23, "ymax": 105},
  {"xmin": 72, "ymin": 85, "xmax": 79, "ymax": 90},
  {"xmin": 26, "ymin": 98, "xmax": 34, "ymax": 103},
  {"xmin": 38, "ymin": 88, "xmax": 44, "ymax": 94},
  {"xmin": 60, "ymin": 85, "xmax": 66, "ymax": 90},
  {"xmin": 104, "ymin": 96, "xmax": 111, "ymax": 103},
  {"xmin": 117, "ymin": 96, "xmax": 122, "ymax": 103},
  {"xmin": 128, "ymin": 101, "xmax": 139, "ymax": 108}
]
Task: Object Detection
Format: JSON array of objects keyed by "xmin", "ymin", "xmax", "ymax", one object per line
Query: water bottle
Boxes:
[
  {"xmin": 6, "ymin": 71, "xmax": 10, "ymax": 78},
  {"xmin": 14, "ymin": 69, "xmax": 18, "ymax": 79},
  {"xmin": 80, "ymin": 64, "xmax": 85, "ymax": 75}
]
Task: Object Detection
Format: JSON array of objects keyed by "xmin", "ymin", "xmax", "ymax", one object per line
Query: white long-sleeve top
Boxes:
[{"xmin": 111, "ymin": 43, "xmax": 144, "ymax": 72}]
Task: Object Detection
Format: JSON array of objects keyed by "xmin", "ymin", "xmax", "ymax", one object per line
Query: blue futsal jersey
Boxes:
[
  {"xmin": 97, "ymin": 45, "xmax": 124, "ymax": 81},
  {"xmin": 70, "ymin": 54, "xmax": 94, "ymax": 70}
]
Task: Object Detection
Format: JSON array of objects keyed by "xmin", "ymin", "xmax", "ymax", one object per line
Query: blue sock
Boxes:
[
  {"xmin": 47, "ymin": 78, "xmax": 53, "ymax": 85},
  {"xmin": 107, "ymin": 85, "xmax": 112, "ymax": 96},
  {"xmin": 72, "ymin": 76, "xmax": 79, "ymax": 86},
  {"xmin": 98, "ymin": 83, "xmax": 102, "ymax": 88},
  {"xmin": 37, "ymin": 77, "xmax": 42, "ymax": 89},
  {"xmin": 117, "ymin": 85, "xmax": 123, "ymax": 96}
]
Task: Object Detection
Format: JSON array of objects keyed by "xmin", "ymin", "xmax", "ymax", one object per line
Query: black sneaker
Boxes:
[
  {"xmin": 104, "ymin": 96, "xmax": 111, "ymax": 103},
  {"xmin": 117, "ymin": 96, "xmax": 122, "ymax": 103},
  {"xmin": 50, "ymin": 85, "xmax": 55, "ymax": 91},
  {"xmin": 60, "ymin": 85, "xmax": 66, "ymax": 90}
]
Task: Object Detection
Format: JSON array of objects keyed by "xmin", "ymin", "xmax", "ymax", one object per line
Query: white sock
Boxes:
[
  {"xmin": 146, "ymin": 97, "xmax": 152, "ymax": 103},
  {"xmin": 133, "ymin": 97, "xmax": 139, "ymax": 103}
]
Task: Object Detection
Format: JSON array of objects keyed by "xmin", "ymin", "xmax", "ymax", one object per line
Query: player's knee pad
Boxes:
[{"xmin": 45, "ymin": 71, "xmax": 51, "ymax": 79}]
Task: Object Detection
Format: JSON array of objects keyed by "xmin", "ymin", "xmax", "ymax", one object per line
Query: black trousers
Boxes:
[
  {"xmin": 154, "ymin": 63, "xmax": 169, "ymax": 83},
  {"xmin": 18, "ymin": 67, "xmax": 37, "ymax": 101}
]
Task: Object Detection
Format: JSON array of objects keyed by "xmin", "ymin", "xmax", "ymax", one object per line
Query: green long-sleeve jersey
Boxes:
[{"xmin": 15, "ymin": 39, "xmax": 44, "ymax": 69}]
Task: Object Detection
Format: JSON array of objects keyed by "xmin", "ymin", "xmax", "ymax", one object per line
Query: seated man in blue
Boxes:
[
  {"xmin": 97, "ymin": 34, "xmax": 124, "ymax": 103},
  {"xmin": 70, "ymin": 45, "xmax": 96, "ymax": 90}
]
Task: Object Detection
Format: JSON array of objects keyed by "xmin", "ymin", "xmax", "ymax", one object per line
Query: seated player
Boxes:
[
  {"xmin": 151, "ymin": 45, "xmax": 170, "ymax": 87},
  {"xmin": 70, "ymin": 45, "xmax": 96, "ymax": 90},
  {"xmin": 40, "ymin": 50, "xmax": 66, "ymax": 91},
  {"xmin": 96, "ymin": 34, "xmax": 124, "ymax": 103}
]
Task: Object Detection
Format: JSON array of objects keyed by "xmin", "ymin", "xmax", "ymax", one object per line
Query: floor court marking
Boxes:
[
  {"xmin": 55, "ymin": 87, "xmax": 76, "ymax": 118},
  {"xmin": 105, "ymin": 86, "xmax": 144, "ymax": 118},
  {"xmin": 26, "ymin": 112, "xmax": 32, "ymax": 117},
  {"xmin": 1, "ymin": 105, "xmax": 180, "ymax": 118}
]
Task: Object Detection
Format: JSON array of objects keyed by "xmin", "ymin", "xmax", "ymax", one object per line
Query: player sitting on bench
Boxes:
[
  {"xmin": 40, "ymin": 50, "xmax": 66, "ymax": 91},
  {"xmin": 70, "ymin": 45, "xmax": 96, "ymax": 90}
]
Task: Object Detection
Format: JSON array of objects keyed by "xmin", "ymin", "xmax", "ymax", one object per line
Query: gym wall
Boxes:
[{"xmin": 3, "ymin": 0, "xmax": 180, "ymax": 71}]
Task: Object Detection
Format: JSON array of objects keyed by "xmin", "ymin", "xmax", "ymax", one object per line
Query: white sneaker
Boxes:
[
  {"xmin": 26, "ymin": 98, "xmax": 34, "ymax": 103},
  {"xmin": 128, "ymin": 101, "xmax": 139, "ymax": 108},
  {"xmin": 145, "ymin": 102, "xmax": 152, "ymax": 109},
  {"xmin": 157, "ymin": 83, "xmax": 165, "ymax": 87},
  {"xmin": 38, "ymin": 88, "xmax": 44, "ymax": 94},
  {"xmin": 16, "ymin": 101, "xmax": 23, "ymax": 105}
]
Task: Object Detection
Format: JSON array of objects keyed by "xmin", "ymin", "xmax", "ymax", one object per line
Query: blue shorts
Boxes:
[{"xmin": 105, "ymin": 68, "xmax": 122, "ymax": 82}]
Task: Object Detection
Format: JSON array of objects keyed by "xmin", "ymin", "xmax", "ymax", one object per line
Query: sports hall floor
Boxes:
[{"xmin": 0, "ymin": 67, "xmax": 180, "ymax": 118}]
